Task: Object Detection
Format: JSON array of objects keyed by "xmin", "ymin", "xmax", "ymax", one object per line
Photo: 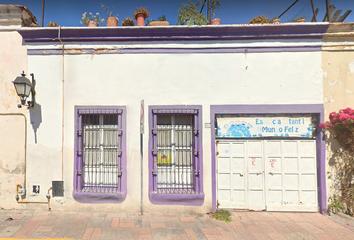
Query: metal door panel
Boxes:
[
  {"xmin": 217, "ymin": 140, "xmax": 264, "ymax": 210},
  {"xmin": 283, "ymin": 157, "xmax": 298, "ymax": 172},
  {"xmin": 301, "ymin": 190, "xmax": 317, "ymax": 204},
  {"xmin": 298, "ymin": 141, "xmax": 316, "ymax": 155},
  {"xmin": 300, "ymin": 157, "xmax": 316, "ymax": 172},
  {"xmin": 284, "ymin": 190, "xmax": 299, "ymax": 204},
  {"xmin": 217, "ymin": 139, "xmax": 318, "ymax": 212},
  {"xmin": 300, "ymin": 174, "xmax": 317, "ymax": 190},
  {"xmin": 247, "ymin": 141, "xmax": 265, "ymax": 210},
  {"xmin": 217, "ymin": 141, "xmax": 247, "ymax": 208},
  {"xmin": 232, "ymin": 170, "xmax": 245, "ymax": 188},
  {"xmin": 282, "ymin": 141, "xmax": 298, "ymax": 155},
  {"xmin": 232, "ymin": 190, "xmax": 246, "ymax": 204},
  {"xmin": 265, "ymin": 140, "xmax": 318, "ymax": 212},
  {"xmin": 267, "ymin": 190, "xmax": 282, "ymax": 204}
]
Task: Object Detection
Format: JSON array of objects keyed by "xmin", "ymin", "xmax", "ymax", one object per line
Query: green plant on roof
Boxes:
[
  {"xmin": 146, "ymin": 15, "xmax": 167, "ymax": 25},
  {"xmin": 122, "ymin": 17, "xmax": 134, "ymax": 26},
  {"xmin": 101, "ymin": 4, "xmax": 119, "ymax": 19},
  {"xmin": 177, "ymin": 0, "xmax": 208, "ymax": 25},
  {"xmin": 248, "ymin": 15, "xmax": 268, "ymax": 24},
  {"xmin": 47, "ymin": 21, "xmax": 58, "ymax": 27},
  {"xmin": 133, "ymin": 6, "xmax": 150, "ymax": 19},
  {"xmin": 211, "ymin": 0, "xmax": 220, "ymax": 19},
  {"xmin": 80, "ymin": 12, "xmax": 104, "ymax": 25}
]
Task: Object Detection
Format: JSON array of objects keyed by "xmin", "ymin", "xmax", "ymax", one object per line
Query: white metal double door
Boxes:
[{"xmin": 217, "ymin": 139, "xmax": 318, "ymax": 212}]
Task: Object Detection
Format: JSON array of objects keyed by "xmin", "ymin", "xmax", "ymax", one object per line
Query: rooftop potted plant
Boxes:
[
  {"xmin": 271, "ymin": 17, "xmax": 280, "ymax": 24},
  {"xmin": 101, "ymin": 4, "xmax": 119, "ymax": 27},
  {"xmin": 292, "ymin": 16, "xmax": 308, "ymax": 23},
  {"xmin": 133, "ymin": 6, "xmax": 150, "ymax": 26},
  {"xmin": 47, "ymin": 21, "xmax": 58, "ymax": 27},
  {"xmin": 80, "ymin": 12, "xmax": 104, "ymax": 27},
  {"xmin": 210, "ymin": 0, "xmax": 220, "ymax": 25},
  {"xmin": 122, "ymin": 17, "xmax": 135, "ymax": 26},
  {"xmin": 147, "ymin": 15, "xmax": 169, "ymax": 26}
]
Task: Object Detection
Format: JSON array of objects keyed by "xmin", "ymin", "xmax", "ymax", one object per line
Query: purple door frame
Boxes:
[{"xmin": 210, "ymin": 104, "xmax": 326, "ymax": 213}]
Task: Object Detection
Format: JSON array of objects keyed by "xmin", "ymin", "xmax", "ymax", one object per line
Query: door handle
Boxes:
[{"xmin": 269, "ymin": 172, "xmax": 273, "ymax": 175}]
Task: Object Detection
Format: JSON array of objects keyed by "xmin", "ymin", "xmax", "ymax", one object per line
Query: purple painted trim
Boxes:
[
  {"xmin": 150, "ymin": 193, "xmax": 205, "ymax": 206},
  {"xmin": 27, "ymin": 45, "xmax": 322, "ymax": 55},
  {"xmin": 72, "ymin": 192, "xmax": 126, "ymax": 204},
  {"xmin": 73, "ymin": 105, "xmax": 127, "ymax": 204},
  {"xmin": 210, "ymin": 104, "xmax": 326, "ymax": 213},
  {"xmin": 148, "ymin": 105, "xmax": 204, "ymax": 206},
  {"xmin": 18, "ymin": 24, "xmax": 329, "ymax": 43}
]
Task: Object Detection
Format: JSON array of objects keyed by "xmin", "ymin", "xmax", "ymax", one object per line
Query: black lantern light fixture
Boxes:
[{"xmin": 13, "ymin": 71, "xmax": 36, "ymax": 108}]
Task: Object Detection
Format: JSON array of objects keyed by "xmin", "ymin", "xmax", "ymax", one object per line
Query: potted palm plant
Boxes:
[
  {"xmin": 101, "ymin": 4, "xmax": 119, "ymax": 27},
  {"xmin": 133, "ymin": 6, "xmax": 150, "ymax": 26},
  {"xmin": 210, "ymin": 0, "xmax": 220, "ymax": 25},
  {"xmin": 177, "ymin": 0, "xmax": 208, "ymax": 25}
]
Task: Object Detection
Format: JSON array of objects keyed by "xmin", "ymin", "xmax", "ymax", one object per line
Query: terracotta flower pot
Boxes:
[
  {"xmin": 210, "ymin": 18, "xmax": 220, "ymax": 25},
  {"xmin": 148, "ymin": 21, "xmax": 169, "ymax": 26},
  {"xmin": 296, "ymin": 18, "xmax": 306, "ymax": 22},
  {"xmin": 272, "ymin": 18, "xmax": 280, "ymax": 24},
  {"xmin": 135, "ymin": 13, "xmax": 146, "ymax": 26},
  {"xmin": 106, "ymin": 17, "xmax": 118, "ymax": 27},
  {"xmin": 88, "ymin": 21, "xmax": 98, "ymax": 27}
]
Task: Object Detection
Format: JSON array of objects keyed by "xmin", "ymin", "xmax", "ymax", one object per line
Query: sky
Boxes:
[{"xmin": 3, "ymin": 0, "xmax": 353, "ymax": 27}]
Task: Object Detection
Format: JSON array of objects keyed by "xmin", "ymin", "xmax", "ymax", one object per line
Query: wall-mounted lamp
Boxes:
[{"xmin": 13, "ymin": 71, "xmax": 36, "ymax": 108}]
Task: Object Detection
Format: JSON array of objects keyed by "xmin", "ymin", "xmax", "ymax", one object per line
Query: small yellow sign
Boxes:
[{"xmin": 158, "ymin": 151, "xmax": 171, "ymax": 165}]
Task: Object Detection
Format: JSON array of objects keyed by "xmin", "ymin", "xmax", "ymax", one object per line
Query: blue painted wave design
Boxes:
[{"xmin": 224, "ymin": 124, "xmax": 251, "ymax": 138}]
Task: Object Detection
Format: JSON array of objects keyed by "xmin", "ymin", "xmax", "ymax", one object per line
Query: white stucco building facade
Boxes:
[{"xmin": 2, "ymin": 20, "xmax": 331, "ymax": 214}]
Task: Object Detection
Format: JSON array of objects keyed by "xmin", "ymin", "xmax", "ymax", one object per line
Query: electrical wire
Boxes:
[{"xmin": 286, "ymin": 0, "xmax": 311, "ymax": 22}]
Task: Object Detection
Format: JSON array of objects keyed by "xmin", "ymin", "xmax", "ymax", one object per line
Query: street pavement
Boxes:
[{"xmin": 1, "ymin": 209, "xmax": 354, "ymax": 239}]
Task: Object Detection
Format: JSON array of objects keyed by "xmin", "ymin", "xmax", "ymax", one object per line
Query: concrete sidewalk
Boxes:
[{"xmin": 1, "ymin": 210, "xmax": 354, "ymax": 240}]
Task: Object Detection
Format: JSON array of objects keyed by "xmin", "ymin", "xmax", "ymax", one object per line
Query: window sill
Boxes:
[
  {"xmin": 149, "ymin": 192, "xmax": 204, "ymax": 206},
  {"xmin": 73, "ymin": 191, "xmax": 126, "ymax": 204}
]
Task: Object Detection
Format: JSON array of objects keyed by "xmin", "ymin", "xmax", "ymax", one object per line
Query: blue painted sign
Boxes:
[{"xmin": 217, "ymin": 114, "xmax": 314, "ymax": 138}]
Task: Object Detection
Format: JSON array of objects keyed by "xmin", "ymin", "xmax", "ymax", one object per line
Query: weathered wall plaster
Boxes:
[
  {"xmin": 0, "ymin": 28, "xmax": 27, "ymax": 208},
  {"xmin": 322, "ymin": 23, "xmax": 354, "ymax": 200}
]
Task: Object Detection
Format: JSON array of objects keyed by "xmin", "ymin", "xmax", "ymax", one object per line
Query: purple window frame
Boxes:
[
  {"xmin": 73, "ymin": 106, "xmax": 127, "ymax": 204},
  {"xmin": 210, "ymin": 104, "xmax": 326, "ymax": 213},
  {"xmin": 148, "ymin": 105, "xmax": 204, "ymax": 206}
]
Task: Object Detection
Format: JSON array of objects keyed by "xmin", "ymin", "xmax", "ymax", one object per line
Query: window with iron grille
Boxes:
[
  {"xmin": 149, "ymin": 106, "xmax": 204, "ymax": 206},
  {"xmin": 73, "ymin": 106, "xmax": 126, "ymax": 203}
]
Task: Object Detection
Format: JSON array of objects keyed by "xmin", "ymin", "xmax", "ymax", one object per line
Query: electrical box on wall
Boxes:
[
  {"xmin": 18, "ymin": 188, "xmax": 26, "ymax": 196},
  {"xmin": 52, "ymin": 181, "xmax": 64, "ymax": 197}
]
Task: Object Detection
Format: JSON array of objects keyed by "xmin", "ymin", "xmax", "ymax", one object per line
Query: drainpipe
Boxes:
[{"xmin": 58, "ymin": 26, "xmax": 65, "ymax": 181}]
